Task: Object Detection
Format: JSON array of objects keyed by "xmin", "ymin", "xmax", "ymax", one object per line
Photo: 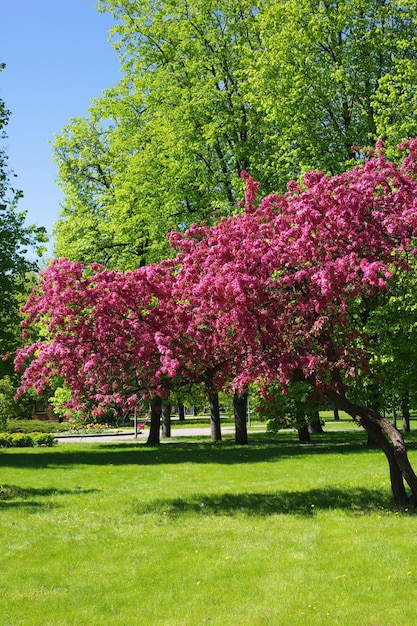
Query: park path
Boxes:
[{"xmin": 54, "ymin": 426, "xmax": 239, "ymax": 443}]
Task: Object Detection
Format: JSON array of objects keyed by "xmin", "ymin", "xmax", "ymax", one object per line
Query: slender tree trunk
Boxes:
[
  {"xmin": 401, "ymin": 394, "xmax": 411, "ymax": 433},
  {"xmin": 297, "ymin": 415, "xmax": 311, "ymax": 443},
  {"xmin": 233, "ymin": 390, "xmax": 248, "ymax": 445},
  {"xmin": 326, "ymin": 389, "xmax": 417, "ymax": 506},
  {"xmin": 178, "ymin": 403, "xmax": 185, "ymax": 421},
  {"xmin": 146, "ymin": 396, "xmax": 162, "ymax": 445},
  {"xmin": 333, "ymin": 406, "xmax": 340, "ymax": 421},
  {"xmin": 208, "ymin": 391, "xmax": 221, "ymax": 442},
  {"xmin": 161, "ymin": 401, "xmax": 171, "ymax": 438}
]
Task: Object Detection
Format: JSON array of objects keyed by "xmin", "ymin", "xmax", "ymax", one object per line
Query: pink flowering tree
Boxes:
[
  {"xmin": 169, "ymin": 141, "xmax": 417, "ymax": 505},
  {"xmin": 15, "ymin": 257, "xmax": 185, "ymax": 444},
  {"xmin": 15, "ymin": 139, "xmax": 417, "ymax": 504}
]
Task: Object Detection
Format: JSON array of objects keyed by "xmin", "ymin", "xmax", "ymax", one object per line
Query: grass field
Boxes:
[{"xmin": 1, "ymin": 424, "xmax": 417, "ymax": 625}]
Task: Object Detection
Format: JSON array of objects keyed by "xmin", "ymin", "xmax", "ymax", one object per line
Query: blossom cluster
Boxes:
[{"xmin": 15, "ymin": 141, "xmax": 417, "ymax": 414}]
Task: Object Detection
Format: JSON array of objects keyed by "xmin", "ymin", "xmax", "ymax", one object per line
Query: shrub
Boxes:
[
  {"xmin": 0, "ymin": 433, "xmax": 12, "ymax": 447},
  {"xmin": 32, "ymin": 433, "xmax": 56, "ymax": 447},
  {"xmin": 6, "ymin": 420, "xmax": 68, "ymax": 434},
  {"xmin": 0, "ymin": 432, "xmax": 57, "ymax": 448},
  {"xmin": 10, "ymin": 433, "xmax": 34, "ymax": 447}
]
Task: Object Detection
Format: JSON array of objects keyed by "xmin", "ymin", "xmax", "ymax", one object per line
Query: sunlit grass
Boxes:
[{"xmin": 1, "ymin": 433, "xmax": 417, "ymax": 624}]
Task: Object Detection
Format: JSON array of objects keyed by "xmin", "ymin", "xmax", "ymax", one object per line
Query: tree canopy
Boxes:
[
  {"xmin": 16, "ymin": 140, "xmax": 417, "ymax": 504},
  {"xmin": 53, "ymin": 0, "xmax": 417, "ymax": 269}
]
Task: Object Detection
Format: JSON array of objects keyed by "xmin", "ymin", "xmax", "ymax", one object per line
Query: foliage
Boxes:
[
  {"xmin": 0, "ymin": 64, "xmax": 48, "ymax": 376},
  {"xmin": 0, "ymin": 376, "xmax": 14, "ymax": 429},
  {"xmin": 253, "ymin": 380, "xmax": 320, "ymax": 433},
  {"xmin": 0, "ymin": 376, "xmax": 35, "ymax": 425},
  {"xmin": 55, "ymin": 0, "xmax": 267, "ymax": 268},
  {"xmin": 254, "ymin": 0, "xmax": 417, "ymax": 176},
  {"xmin": 54, "ymin": 1, "xmax": 417, "ymax": 270},
  {"xmin": 16, "ymin": 141, "xmax": 417, "ymax": 412},
  {"xmin": 0, "ymin": 431, "xmax": 56, "ymax": 447},
  {"xmin": 5, "ymin": 420, "xmax": 68, "ymax": 434},
  {"xmin": 0, "ymin": 433, "xmax": 11, "ymax": 447}
]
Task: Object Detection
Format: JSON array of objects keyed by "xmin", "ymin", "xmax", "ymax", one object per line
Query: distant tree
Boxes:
[{"xmin": 0, "ymin": 64, "xmax": 47, "ymax": 377}]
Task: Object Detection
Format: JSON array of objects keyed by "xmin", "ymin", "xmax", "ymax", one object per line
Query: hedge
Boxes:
[{"xmin": 0, "ymin": 432, "xmax": 56, "ymax": 448}]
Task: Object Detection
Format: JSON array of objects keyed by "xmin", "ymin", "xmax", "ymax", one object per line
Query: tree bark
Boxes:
[
  {"xmin": 208, "ymin": 391, "xmax": 221, "ymax": 442},
  {"xmin": 333, "ymin": 406, "xmax": 340, "ymax": 421},
  {"xmin": 326, "ymin": 389, "xmax": 417, "ymax": 506},
  {"xmin": 308, "ymin": 408, "xmax": 324, "ymax": 434},
  {"xmin": 233, "ymin": 390, "xmax": 248, "ymax": 445},
  {"xmin": 401, "ymin": 394, "xmax": 411, "ymax": 433},
  {"xmin": 178, "ymin": 403, "xmax": 185, "ymax": 421},
  {"xmin": 146, "ymin": 395, "xmax": 162, "ymax": 445},
  {"xmin": 297, "ymin": 419, "xmax": 311, "ymax": 443},
  {"xmin": 161, "ymin": 401, "xmax": 171, "ymax": 438}
]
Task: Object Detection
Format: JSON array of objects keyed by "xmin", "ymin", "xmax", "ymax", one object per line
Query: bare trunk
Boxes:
[
  {"xmin": 208, "ymin": 391, "xmax": 221, "ymax": 442},
  {"xmin": 146, "ymin": 396, "xmax": 162, "ymax": 445},
  {"xmin": 161, "ymin": 401, "xmax": 171, "ymax": 438},
  {"xmin": 402, "ymin": 394, "xmax": 411, "ymax": 433},
  {"xmin": 326, "ymin": 389, "xmax": 417, "ymax": 506},
  {"xmin": 297, "ymin": 414, "xmax": 311, "ymax": 443},
  {"xmin": 333, "ymin": 406, "xmax": 340, "ymax": 421},
  {"xmin": 233, "ymin": 390, "xmax": 248, "ymax": 445},
  {"xmin": 308, "ymin": 408, "xmax": 324, "ymax": 434},
  {"xmin": 178, "ymin": 403, "xmax": 185, "ymax": 421}
]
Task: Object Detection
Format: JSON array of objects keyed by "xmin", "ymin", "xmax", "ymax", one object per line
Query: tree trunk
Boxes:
[
  {"xmin": 401, "ymin": 394, "xmax": 411, "ymax": 433},
  {"xmin": 326, "ymin": 389, "xmax": 417, "ymax": 506},
  {"xmin": 161, "ymin": 401, "xmax": 171, "ymax": 438},
  {"xmin": 308, "ymin": 408, "xmax": 324, "ymax": 434},
  {"xmin": 333, "ymin": 406, "xmax": 340, "ymax": 421},
  {"xmin": 208, "ymin": 391, "xmax": 221, "ymax": 442},
  {"xmin": 146, "ymin": 396, "xmax": 162, "ymax": 445},
  {"xmin": 297, "ymin": 413, "xmax": 311, "ymax": 443},
  {"xmin": 233, "ymin": 390, "xmax": 248, "ymax": 445},
  {"xmin": 178, "ymin": 403, "xmax": 185, "ymax": 421}
]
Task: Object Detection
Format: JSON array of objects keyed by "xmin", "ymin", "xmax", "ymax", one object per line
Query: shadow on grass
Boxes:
[
  {"xmin": 0, "ymin": 432, "xmax": 390, "ymax": 470},
  {"xmin": 134, "ymin": 487, "xmax": 396, "ymax": 518},
  {"xmin": 0, "ymin": 484, "xmax": 100, "ymax": 510}
]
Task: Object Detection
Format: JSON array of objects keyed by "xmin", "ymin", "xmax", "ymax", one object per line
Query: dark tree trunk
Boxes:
[
  {"xmin": 326, "ymin": 389, "xmax": 417, "ymax": 506},
  {"xmin": 333, "ymin": 406, "xmax": 340, "ymax": 421},
  {"xmin": 233, "ymin": 390, "xmax": 248, "ymax": 445},
  {"xmin": 401, "ymin": 394, "xmax": 411, "ymax": 433},
  {"xmin": 146, "ymin": 396, "xmax": 162, "ymax": 445},
  {"xmin": 208, "ymin": 391, "xmax": 221, "ymax": 442},
  {"xmin": 178, "ymin": 403, "xmax": 185, "ymax": 421},
  {"xmin": 308, "ymin": 408, "xmax": 324, "ymax": 434},
  {"xmin": 161, "ymin": 401, "xmax": 171, "ymax": 438},
  {"xmin": 297, "ymin": 415, "xmax": 311, "ymax": 443}
]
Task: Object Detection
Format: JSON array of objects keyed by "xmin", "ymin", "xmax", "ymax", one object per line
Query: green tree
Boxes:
[
  {"xmin": 54, "ymin": 1, "xmax": 417, "ymax": 269},
  {"xmin": 253, "ymin": 0, "xmax": 417, "ymax": 179},
  {"xmin": 0, "ymin": 64, "xmax": 47, "ymax": 376},
  {"xmin": 53, "ymin": 0, "xmax": 275, "ymax": 268}
]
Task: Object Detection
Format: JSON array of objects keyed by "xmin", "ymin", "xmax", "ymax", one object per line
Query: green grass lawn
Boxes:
[{"xmin": 1, "ymin": 429, "xmax": 417, "ymax": 625}]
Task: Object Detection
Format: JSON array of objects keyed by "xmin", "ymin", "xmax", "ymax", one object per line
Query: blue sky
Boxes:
[{"xmin": 1, "ymin": 0, "xmax": 121, "ymax": 253}]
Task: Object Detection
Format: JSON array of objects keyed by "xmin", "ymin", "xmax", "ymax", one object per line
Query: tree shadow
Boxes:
[
  {"xmin": 0, "ymin": 435, "xmax": 387, "ymax": 470},
  {"xmin": 133, "ymin": 486, "xmax": 397, "ymax": 518},
  {"xmin": 0, "ymin": 484, "xmax": 100, "ymax": 511}
]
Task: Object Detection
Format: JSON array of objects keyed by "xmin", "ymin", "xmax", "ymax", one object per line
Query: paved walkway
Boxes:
[{"xmin": 54, "ymin": 426, "xmax": 240, "ymax": 443}]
